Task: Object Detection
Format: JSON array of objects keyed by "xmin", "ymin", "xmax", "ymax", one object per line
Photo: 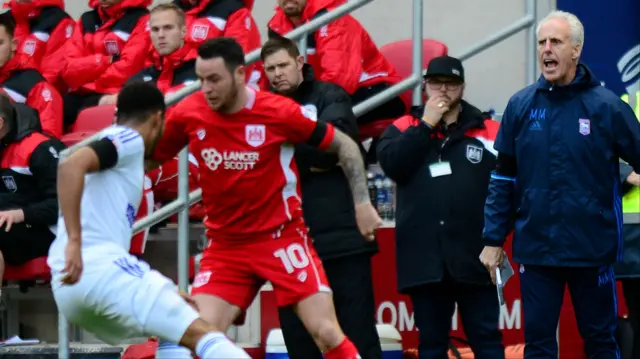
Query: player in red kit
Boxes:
[{"xmin": 148, "ymin": 37, "xmax": 381, "ymax": 359}]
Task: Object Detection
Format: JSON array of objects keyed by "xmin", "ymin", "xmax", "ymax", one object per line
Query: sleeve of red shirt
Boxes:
[
  {"xmin": 152, "ymin": 106, "xmax": 190, "ymax": 163},
  {"xmin": 315, "ymin": 17, "xmax": 363, "ymax": 95},
  {"xmin": 40, "ymin": 18, "xmax": 76, "ymax": 84},
  {"xmin": 95, "ymin": 17, "xmax": 151, "ymax": 92},
  {"xmin": 60, "ymin": 21, "xmax": 111, "ymax": 89},
  {"xmin": 222, "ymin": 9, "xmax": 261, "ymax": 54},
  {"xmin": 26, "ymin": 82, "xmax": 64, "ymax": 138},
  {"xmin": 279, "ymin": 99, "xmax": 335, "ymax": 150}
]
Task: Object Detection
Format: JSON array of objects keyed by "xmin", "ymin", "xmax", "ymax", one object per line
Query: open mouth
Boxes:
[{"xmin": 543, "ymin": 59, "xmax": 558, "ymax": 71}]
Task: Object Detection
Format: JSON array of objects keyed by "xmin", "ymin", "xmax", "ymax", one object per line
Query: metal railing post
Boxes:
[
  {"xmin": 411, "ymin": 0, "xmax": 424, "ymax": 107},
  {"xmin": 177, "ymin": 149, "xmax": 190, "ymax": 291},
  {"xmin": 526, "ymin": 0, "xmax": 538, "ymax": 85},
  {"xmin": 299, "ymin": 36, "xmax": 308, "ymax": 62},
  {"xmin": 58, "ymin": 311, "xmax": 69, "ymax": 359}
]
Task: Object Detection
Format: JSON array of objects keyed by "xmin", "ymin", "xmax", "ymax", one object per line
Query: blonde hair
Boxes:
[{"xmin": 150, "ymin": 3, "xmax": 186, "ymax": 27}]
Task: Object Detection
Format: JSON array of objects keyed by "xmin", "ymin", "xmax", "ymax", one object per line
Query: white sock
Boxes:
[
  {"xmin": 155, "ymin": 340, "xmax": 192, "ymax": 359},
  {"xmin": 195, "ymin": 332, "xmax": 250, "ymax": 359}
]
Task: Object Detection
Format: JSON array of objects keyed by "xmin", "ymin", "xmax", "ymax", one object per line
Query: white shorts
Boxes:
[{"xmin": 51, "ymin": 254, "xmax": 199, "ymax": 345}]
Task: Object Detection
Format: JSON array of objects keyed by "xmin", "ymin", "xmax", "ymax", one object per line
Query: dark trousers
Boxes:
[
  {"xmin": 520, "ymin": 265, "xmax": 619, "ymax": 358},
  {"xmin": 63, "ymin": 92, "xmax": 104, "ymax": 126},
  {"xmin": 621, "ymin": 278, "xmax": 640, "ymax": 358},
  {"xmin": 278, "ymin": 253, "xmax": 382, "ymax": 359},
  {"xmin": 408, "ymin": 278, "xmax": 504, "ymax": 359},
  {"xmin": 0, "ymin": 223, "xmax": 55, "ymax": 266}
]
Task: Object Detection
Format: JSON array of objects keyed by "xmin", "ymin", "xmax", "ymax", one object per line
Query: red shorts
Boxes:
[{"xmin": 191, "ymin": 224, "xmax": 331, "ymax": 314}]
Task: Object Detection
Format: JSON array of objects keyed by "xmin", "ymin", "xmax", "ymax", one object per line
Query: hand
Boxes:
[
  {"xmin": 179, "ymin": 290, "xmax": 199, "ymax": 311},
  {"xmin": 0, "ymin": 209, "xmax": 24, "ymax": 232},
  {"xmin": 98, "ymin": 94, "xmax": 118, "ymax": 106},
  {"xmin": 355, "ymin": 202, "xmax": 382, "ymax": 241},
  {"xmin": 479, "ymin": 246, "xmax": 505, "ymax": 284},
  {"xmin": 61, "ymin": 241, "xmax": 83, "ymax": 285},
  {"xmin": 628, "ymin": 172, "xmax": 640, "ymax": 186},
  {"xmin": 422, "ymin": 95, "xmax": 451, "ymax": 126}
]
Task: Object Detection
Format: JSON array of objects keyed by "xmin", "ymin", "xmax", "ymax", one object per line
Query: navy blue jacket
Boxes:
[{"xmin": 484, "ymin": 64, "xmax": 640, "ymax": 267}]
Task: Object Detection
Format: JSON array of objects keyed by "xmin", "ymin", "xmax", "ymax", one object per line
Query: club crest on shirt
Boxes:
[
  {"xmin": 22, "ymin": 40, "xmax": 37, "ymax": 56},
  {"xmin": 104, "ymin": 39, "xmax": 120, "ymax": 55},
  {"xmin": 191, "ymin": 24, "xmax": 209, "ymax": 41},
  {"xmin": 579, "ymin": 118, "xmax": 590, "ymax": 136},
  {"xmin": 2, "ymin": 176, "xmax": 17, "ymax": 192},
  {"xmin": 245, "ymin": 124, "xmax": 265, "ymax": 147},
  {"xmin": 466, "ymin": 144, "xmax": 483, "ymax": 164}
]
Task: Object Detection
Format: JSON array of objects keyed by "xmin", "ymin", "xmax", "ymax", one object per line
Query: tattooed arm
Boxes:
[{"xmin": 325, "ymin": 129, "xmax": 371, "ymax": 205}]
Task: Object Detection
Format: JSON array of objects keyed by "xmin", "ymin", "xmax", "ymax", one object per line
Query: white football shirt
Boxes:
[{"xmin": 48, "ymin": 125, "xmax": 145, "ymax": 272}]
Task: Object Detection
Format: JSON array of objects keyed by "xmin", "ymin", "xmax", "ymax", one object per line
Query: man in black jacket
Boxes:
[
  {"xmin": 377, "ymin": 56, "xmax": 504, "ymax": 359},
  {"xmin": 261, "ymin": 37, "xmax": 381, "ymax": 359},
  {"xmin": 0, "ymin": 93, "xmax": 65, "ymax": 285}
]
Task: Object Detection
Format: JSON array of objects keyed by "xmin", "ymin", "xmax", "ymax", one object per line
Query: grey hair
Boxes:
[{"xmin": 536, "ymin": 10, "xmax": 585, "ymax": 49}]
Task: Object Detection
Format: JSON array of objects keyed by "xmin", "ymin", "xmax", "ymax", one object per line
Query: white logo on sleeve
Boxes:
[
  {"xmin": 301, "ymin": 105, "xmax": 318, "ymax": 122},
  {"xmin": 49, "ymin": 146, "xmax": 59, "ymax": 159},
  {"xmin": 42, "ymin": 89, "xmax": 52, "ymax": 102}
]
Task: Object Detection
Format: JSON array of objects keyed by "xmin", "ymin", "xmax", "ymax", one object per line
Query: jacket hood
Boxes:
[
  {"xmin": 89, "ymin": 0, "xmax": 151, "ymax": 18},
  {"xmin": 301, "ymin": 0, "xmax": 344, "ymax": 20},
  {"xmin": 269, "ymin": 0, "xmax": 344, "ymax": 30},
  {"xmin": 4, "ymin": 0, "xmax": 65, "ymax": 21},
  {"xmin": 148, "ymin": 43, "xmax": 198, "ymax": 69},
  {"xmin": 536, "ymin": 63, "xmax": 601, "ymax": 92},
  {"xmin": 0, "ymin": 52, "xmax": 38, "ymax": 83},
  {"xmin": 1, "ymin": 102, "xmax": 42, "ymax": 145}
]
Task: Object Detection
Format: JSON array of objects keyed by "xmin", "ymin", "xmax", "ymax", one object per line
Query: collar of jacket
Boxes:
[
  {"xmin": 1, "ymin": 102, "xmax": 42, "ymax": 146},
  {"xmin": 276, "ymin": 64, "xmax": 316, "ymax": 102}
]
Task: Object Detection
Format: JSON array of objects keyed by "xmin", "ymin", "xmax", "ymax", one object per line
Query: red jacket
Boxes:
[
  {"xmin": 4, "ymin": 0, "xmax": 75, "ymax": 89},
  {"xmin": 173, "ymin": 0, "xmax": 265, "ymax": 88},
  {"xmin": 133, "ymin": 44, "xmax": 199, "ymax": 95},
  {"xmin": 268, "ymin": 0, "xmax": 400, "ymax": 95},
  {"xmin": 0, "ymin": 54, "xmax": 64, "ymax": 138},
  {"xmin": 61, "ymin": 0, "xmax": 152, "ymax": 94}
]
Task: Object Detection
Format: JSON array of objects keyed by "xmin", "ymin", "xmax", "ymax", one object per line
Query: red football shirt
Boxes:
[{"xmin": 153, "ymin": 88, "xmax": 335, "ymax": 241}]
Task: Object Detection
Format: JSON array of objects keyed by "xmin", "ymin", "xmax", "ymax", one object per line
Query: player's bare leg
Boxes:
[
  {"xmin": 294, "ymin": 292, "xmax": 362, "ymax": 359},
  {"xmin": 177, "ymin": 318, "xmax": 250, "ymax": 359},
  {"xmin": 193, "ymin": 293, "xmax": 244, "ymax": 331}
]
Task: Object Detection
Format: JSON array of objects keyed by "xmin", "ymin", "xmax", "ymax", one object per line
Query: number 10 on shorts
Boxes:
[{"xmin": 273, "ymin": 243, "xmax": 310, "ymax": 274}]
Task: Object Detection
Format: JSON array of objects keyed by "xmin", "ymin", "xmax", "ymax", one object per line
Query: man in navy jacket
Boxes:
[{"xmin": 481, "ymin": 10, "xmax": 640, "ymax": 358}]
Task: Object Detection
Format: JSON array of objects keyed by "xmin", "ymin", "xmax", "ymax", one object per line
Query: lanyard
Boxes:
[{"xmin": 438, "ymin": 136, "xmax": 450, "ymax": 162}]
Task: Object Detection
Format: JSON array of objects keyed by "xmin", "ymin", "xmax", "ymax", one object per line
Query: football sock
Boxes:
[
  {"xmin": 195, "ymin": 332, "xmax": 251, "ymax": 359},
  {"xmin": 324, "ymin": 337, "xmax": 361, "ymax": 359},
  {"xmin": 155, "ymin": 340, "xmax": 192, "ymax": 359}
]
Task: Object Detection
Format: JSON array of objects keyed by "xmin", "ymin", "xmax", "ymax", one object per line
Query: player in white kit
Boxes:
[{"xmin": 47, "ymin": 82, "xmax": 250, "ymax": 359}]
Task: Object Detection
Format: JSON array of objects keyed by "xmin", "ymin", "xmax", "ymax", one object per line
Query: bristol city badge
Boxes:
[
  {"xmin": 245, "ymin": 124, "xmax": 265, "ymax": 147},
  {"xmin": 466, "ymin": 144, "xmax": 483, "ymax": 164}
]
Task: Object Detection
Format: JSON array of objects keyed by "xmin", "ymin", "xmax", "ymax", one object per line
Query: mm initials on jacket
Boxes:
[{"xmin": 528, "ymin": 108, "xmax": 546, "ymax": 131}]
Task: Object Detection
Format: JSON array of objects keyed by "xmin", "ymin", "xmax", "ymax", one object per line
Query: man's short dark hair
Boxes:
[
  {"xmin": 0, "ymin": 12, "xmax": 15, "ymax": 37},
  {"xmin": 260, "ymin": 37, "xmax": 300, "ymax": 62},
  {"xmin": 0, "ymin": 92, "xmax": 15, "ymax": 129},
  {"xmin": 116, "ymin": 82, "xmax": 165, "ymax": 124},
  {"xmin": 197, "ymin": 37, "xmax": 246, "ymax": 73}
]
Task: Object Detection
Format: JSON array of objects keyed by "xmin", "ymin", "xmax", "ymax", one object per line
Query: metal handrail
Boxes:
[
  {"xmin": 57, "ymin": 1, "xmax": 408, "ymax": 356},
  {"xmin": 456, "ymin": 0, "xmax": 537, "ymax": 84},
  {"xmin": 59, "ymin": 0, "xmax": 375, "ymax": 159}
]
